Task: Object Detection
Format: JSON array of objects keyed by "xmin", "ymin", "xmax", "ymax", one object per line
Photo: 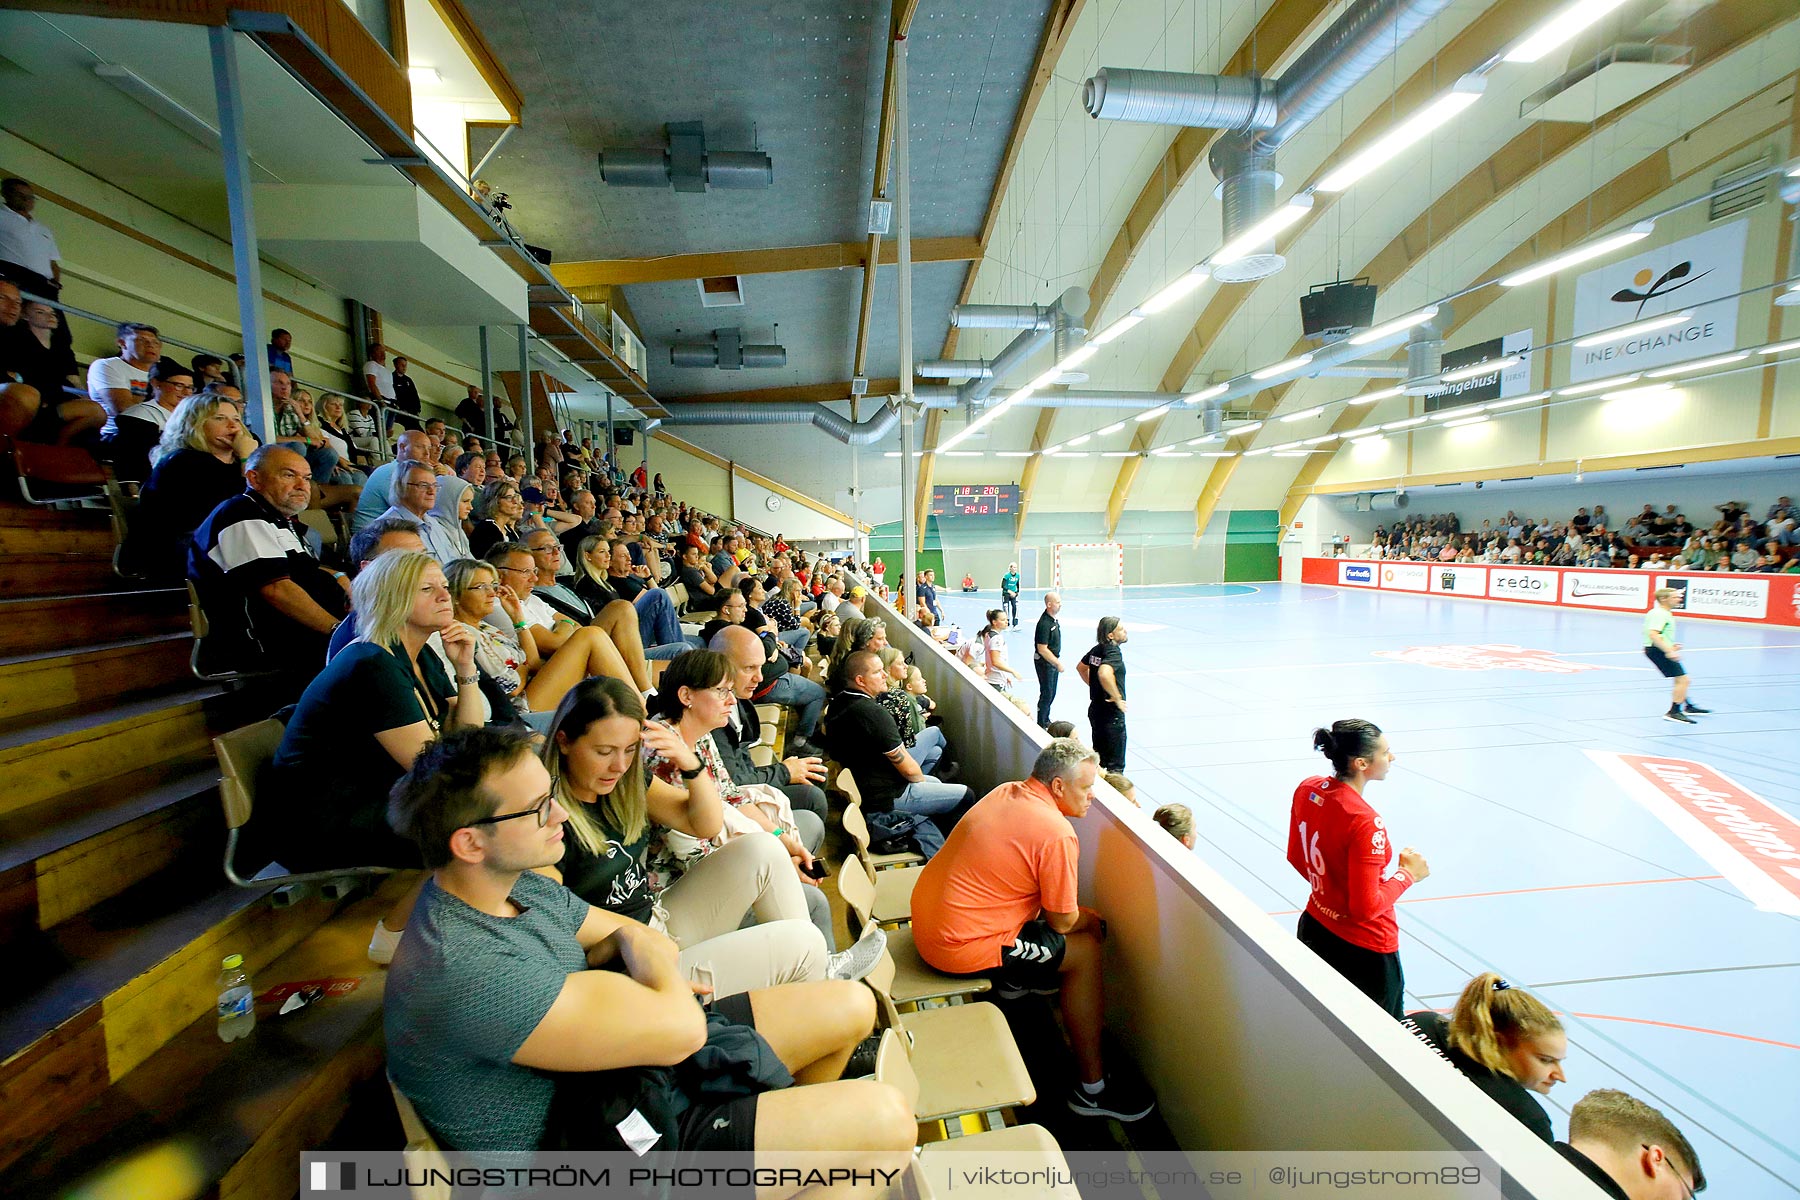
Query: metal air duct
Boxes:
[
  {"xmin": 598, "ymin": 121, "xmax": 773, "ymax": 192},
  {"xmin": 1083, "ymin": 69, "xmax": 1277, "ymax": 129},
  {"xmin": 655, "ymin": 400, "xmax": 899, "ymax": 446},
  {"xmin": 917, "ymin": 360, "xmax": 993, "ymax": 379},
  {"xmin": 1403, "ymin": 301, "xmax": 1453, "ymax": 393},
  {"xmin": 958, "ymin": 287, "xmax": 1089, "ymax": 411},
  {"xmin": 949, "ymin": 304, "xmax": 1055, "ymax": 330},
  {"xmin": 668, "ymin": 328, "xmax": 786, "ymax": 370},
  {"xmin": 1053, "ymin": 308, "xmax": 1090, "ymax": 384}
]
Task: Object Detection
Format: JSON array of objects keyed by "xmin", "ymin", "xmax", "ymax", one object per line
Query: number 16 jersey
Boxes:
[{"xmin": 1287, "ymin": 775, "xmax": 1414, "ymax": 953}]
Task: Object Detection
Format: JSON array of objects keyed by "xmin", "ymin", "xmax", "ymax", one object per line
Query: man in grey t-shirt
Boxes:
[{"xmin": 383, "ymin": 727, "xmax": 914, "ymax": 1181}]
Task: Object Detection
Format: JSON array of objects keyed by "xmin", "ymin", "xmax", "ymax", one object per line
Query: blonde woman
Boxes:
[
  {"xmin": 264, "ymin": 550, "xmax": 483, "ymax": 958},
  {"xmin": 1403, "ymin": 973, "xmax": 1566, "ymax": 1142},
  {"xmin": 542, "ymin": 676, "xmax": 831, "ymax": 999},
  {"xmin": 129, "ymin": 391, "xmax": 250, "ymax": 578}
]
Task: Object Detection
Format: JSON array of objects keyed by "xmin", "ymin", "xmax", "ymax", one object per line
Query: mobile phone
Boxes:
[{"xmin": 801, "ymin": 859, "xmax": 829, "ymax": 880}]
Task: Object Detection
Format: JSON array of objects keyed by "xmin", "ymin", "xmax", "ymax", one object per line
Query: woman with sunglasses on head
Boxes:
[
  {"xmin": 1403, "ymin": 973, "xmax": 1565, "ymax": 1143},
  {"xmin": 265, "ymin": 550, "xmax": 484, "ymax": 960},
  {"xmin": 542, "ymin": 676, "xmax": 832, "ymax": 998},
  {"xmin": 470, "ymin": 478, "xmax": 525, "ymax": 557},
  {"xmin": 1287, "ymin": 719, "xmax": 1429, "ymax": 1018}
]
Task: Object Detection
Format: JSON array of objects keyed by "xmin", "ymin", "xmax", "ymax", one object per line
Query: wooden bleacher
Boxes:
[{"xmin": 0, "ymin": 496, "xmax": 403, "ymax": 1199}]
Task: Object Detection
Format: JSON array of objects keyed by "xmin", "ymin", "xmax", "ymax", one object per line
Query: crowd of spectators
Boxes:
[{"xmin": 1362, "ymin": 499, "xmax": 1800, "ymax": 572}]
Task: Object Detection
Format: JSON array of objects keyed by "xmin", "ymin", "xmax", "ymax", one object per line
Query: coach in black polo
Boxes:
[
  {"xmin": 1033, "ymin": 591, "xmax": 1065, "ymax": 729},
  {"xmin": 190, "ymin": 443, "xmax": 348, "ymax": 688}
]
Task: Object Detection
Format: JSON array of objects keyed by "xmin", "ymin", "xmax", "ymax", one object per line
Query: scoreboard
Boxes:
[{"xmin": 930, "ymin": 484, "xmax": 1020, "ymax": 516}]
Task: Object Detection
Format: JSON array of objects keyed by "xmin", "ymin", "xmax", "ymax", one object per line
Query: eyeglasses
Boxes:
[
  {"xmin": 1641, "ymin": 1147, "xmax": 1697, "ymax": 1200},
  {"xmin": 466, "ymin": 581, "xmax": 499, "ymax": 593},
  {"xmin": 404, "ymin": 481, "xmax": 439, "ymax": 491},
  {"xmin": 496, "ymin": 565, "xmax": 535, "ymax": 577},
  {"xmin": 467, "ymin": 790, "xmax": 556, "ymax": 829}
]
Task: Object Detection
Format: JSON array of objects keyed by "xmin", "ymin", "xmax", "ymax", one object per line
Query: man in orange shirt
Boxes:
[{"xmin": 909, "ymin": 738, "xmax": 1156, "ymax": 1122}]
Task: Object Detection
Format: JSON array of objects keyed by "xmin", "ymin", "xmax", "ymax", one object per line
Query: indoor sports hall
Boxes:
[{"xmin": 1, "ymin": 1, "xmax": 1797, "ymax": 1199}]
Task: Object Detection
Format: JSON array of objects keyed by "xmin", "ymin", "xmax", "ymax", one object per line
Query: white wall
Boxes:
[{"xmin": 729, "ymin": 473, "xmax": 855, "ymax": 542}]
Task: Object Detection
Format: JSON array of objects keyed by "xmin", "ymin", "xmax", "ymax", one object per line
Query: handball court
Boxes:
[{"xmin": 932, "ymin": 581, "xmax": 1800, "ymax": 1200}]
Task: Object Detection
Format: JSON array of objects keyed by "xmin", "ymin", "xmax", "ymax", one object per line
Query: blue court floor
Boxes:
[{"xmin": 932, "ymin": 582, "xmax": 1800, "ymax": 1199}]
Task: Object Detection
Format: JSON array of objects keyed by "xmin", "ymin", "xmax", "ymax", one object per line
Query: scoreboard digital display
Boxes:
[{"xmin": 930, "ymin": 484, "xmax": 1020, "ymax": 516}]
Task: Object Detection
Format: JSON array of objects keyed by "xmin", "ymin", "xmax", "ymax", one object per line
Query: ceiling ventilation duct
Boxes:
[
  {"xmin": 599, "ymin": 121, "xmax": 772, "ymax": 192},
  {"xmin": 1084, "ymin": 0, "xmax": 1455, "ymax": 282},
  {"xmin": 656, "ymin": 401, "xmax": 898, "ymax": 446},
  {"xmin": 1053, "ymin": 308, "xmax": 1090, "ymax": 384},
  {"xmin": 949, "ymin": 304, "xmax": 1056, "ymax": 330},
  {"xmin": 669, "ymin": 328, "xmax": 786, "ymax": 370},
  {"xmin": 958, "ymin": 287, "xmax": 1089, "ymax": 412},
  {"xmin": 917, "ymin": 360, "xmax": 993, "ymax": 379},
  {"xmin": 1403, "ymin": 302, "xmax": 1452, "ymax": 392}
]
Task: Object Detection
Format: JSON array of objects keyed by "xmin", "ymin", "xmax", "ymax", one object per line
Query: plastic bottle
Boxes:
[{"xmin": 216, "ymin": 953, "xmax": 256, "ymax": 1042}]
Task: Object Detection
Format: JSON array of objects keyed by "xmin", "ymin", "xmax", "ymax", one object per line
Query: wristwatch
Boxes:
[{"xmin": 678, "ymin": 764, "xmax": 704, "ymax": 781}]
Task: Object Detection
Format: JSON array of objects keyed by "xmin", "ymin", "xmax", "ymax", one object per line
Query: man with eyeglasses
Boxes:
[
  {"xmin": 189, "ymin": 444, "xmax": 350, "ymax": 693},
  {"xmin": 370, "ymin": 460, "xmax": 468, "ymax": 565},
  {"xmin": 352, "ymin": 428, "xmax": 434, "ymax": 535},
  {"xmin": 382, "ymin": 726, "xmax": 914, "ymax": 1173},
  {"xmin": 1556, "ymin": 1089, "xmax": 1704, "ymax": 1199},
  {"xmin": 99, "ymin": 358, "xmax": 193, "ymax": 483},
  {"xmin": 87, "ymin": 320, "xmax": 161, "ymax": 437}
]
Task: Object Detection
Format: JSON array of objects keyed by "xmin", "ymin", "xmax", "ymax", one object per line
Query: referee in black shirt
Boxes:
[
  {"xmin": 1077, "ymin": 616, "xmax": 1129, "ymax": 771},
  {"xmin": 1032, "ymin": 592, "xmax": 1065, "ymax": 728}
]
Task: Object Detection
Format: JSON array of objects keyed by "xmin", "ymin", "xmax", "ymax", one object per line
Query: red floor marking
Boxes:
[
  {"xmin": 1266, "ymin": 874, "xmax": 1725, "ymax": 916},
  {"xmin": 1561, "ymin": 1012, "xmax": 1800, "ymax": 1052}
]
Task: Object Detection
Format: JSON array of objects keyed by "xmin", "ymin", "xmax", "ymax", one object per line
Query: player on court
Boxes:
[
  {"xmin": 1076, "ymin": 616, "xmax": 1128, "ymax": 772},
  {"xmin": 1287, "ymin": 719, "xmax": 1428, "ymax": 1019},
  {"xmin": 1645, "ymin": 587, "xmax": 1708, "ymax": 724}
]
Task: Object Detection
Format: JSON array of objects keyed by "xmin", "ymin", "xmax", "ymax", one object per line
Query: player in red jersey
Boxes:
[{"xmin": 1286, "ymin": 718, "xmax": 1429, "ymax": 1018}]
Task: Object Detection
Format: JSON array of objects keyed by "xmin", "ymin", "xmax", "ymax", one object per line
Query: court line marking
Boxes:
[
  {"xmin": 1148, "ymin": 644, "xmax": 1800, "ymax": 678},
  {"xmin": 1264, "ymin": 874, "xmax": 1726, "ymax": 916},
  {"xmin": 1416, "ymin": 960, "xmax": 1800, "ymax": 998},
  {"xmin": 1561, "ymin": 1012, "xmax": 1800, "ymax": 1053}
]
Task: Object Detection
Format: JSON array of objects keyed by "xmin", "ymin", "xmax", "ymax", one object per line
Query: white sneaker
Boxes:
[
  {"xmin": 827, "ymin": 922, "xmax": 887, "ymax": 981},
  {"xmin": 368, "ymin": 919, "xmax": 403, "ymax": 965}
]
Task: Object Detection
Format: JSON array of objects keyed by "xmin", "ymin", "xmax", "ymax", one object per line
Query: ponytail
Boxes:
[
  {"xmin": 1312, "ymin": 718, "xmax": 1382, "ymax": 777},
  {"xmin": 1447, "ymin": 972, "xmax": 1563, "ymax": 1080}
]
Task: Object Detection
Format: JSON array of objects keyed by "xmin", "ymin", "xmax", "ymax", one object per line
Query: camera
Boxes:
[{"xmin": 490, "ymin": 191, "xmax": 512, "ymax": 214}]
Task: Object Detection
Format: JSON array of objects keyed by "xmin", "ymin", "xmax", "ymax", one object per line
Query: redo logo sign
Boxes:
[{"xmin": 1488, "ymin": 569, "xmax": 1558, "ymax": 602}]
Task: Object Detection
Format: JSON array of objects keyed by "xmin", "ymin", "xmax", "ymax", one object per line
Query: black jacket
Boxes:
[{"xmin": 713, "ymin": 699, "xmax": 790, "ymax": 791}]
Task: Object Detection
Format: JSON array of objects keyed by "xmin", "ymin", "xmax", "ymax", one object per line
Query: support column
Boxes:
[
  {"xmin": 478, "ymin": 325, "xmax": 495, "ymax": 440},
  {"xmin": 896, "ymin": 35, "xmax": 917, "ymax": 616},
  {"xmin": 605, "ymin": 392, "xmax": 615, "ymax": 480},
  {"xmin": 208, "ymin": 26, "xmax": 272, "ymax": 441},
  {"xmin": 517, "ymin": 325, "xmax": 534, "ymax": 468}
]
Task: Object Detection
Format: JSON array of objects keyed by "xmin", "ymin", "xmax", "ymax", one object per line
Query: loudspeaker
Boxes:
[
  {"xmin": 613, "ymin": 427, "xmax": 635, "ymax": 446},
  {"xmin": 1300, "ymin": 278, "xmax": 1378, "ymax": 340},
  {"xmin": 525, "ymin": 244, "xmax": 553, "ymax": 265}
]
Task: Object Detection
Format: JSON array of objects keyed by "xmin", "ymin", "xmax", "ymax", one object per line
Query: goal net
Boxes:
[{"xmin": 1053, "ymin": 543, "xmax": 1124, "ymax": 590}]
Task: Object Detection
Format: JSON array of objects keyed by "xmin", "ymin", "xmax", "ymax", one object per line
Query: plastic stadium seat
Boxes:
[{"xmin": 838, "ymin": 856, "xmax": 988, "ymax": 1004}]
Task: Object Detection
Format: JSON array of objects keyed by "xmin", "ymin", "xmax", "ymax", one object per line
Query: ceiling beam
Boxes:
[
  {"xmin": 660, "ymin": 378, "xmax": 899, "ymax": 406},
  {"xmin": 938, "ymin": 0, "xmax": 1087, "ymax": 363},
  {"xmin": 914, "ymin": 409, "xmax": 944, "ymax": 553},
  {"xmin": 1013, "ymin": 408, "xmax": 1059, "ymax": 541},
  {"xmin": 554, "ymin": 237, "xmax": 980, "ymax": 289}
]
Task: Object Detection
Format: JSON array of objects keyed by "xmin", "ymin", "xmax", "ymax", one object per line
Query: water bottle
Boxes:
[{"xmin": 216, "ymin": 953, "xmax": 256, "ymax": 1042}]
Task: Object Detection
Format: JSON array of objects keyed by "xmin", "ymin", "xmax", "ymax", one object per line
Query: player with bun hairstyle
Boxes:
[
  {"xmin": 1403, "ymin": 973, "xmax": 1566, "ymax": 1142},
  {"xmin": 1286, "ymin": 718, "xmax": 1429, "ymax": 1018}
]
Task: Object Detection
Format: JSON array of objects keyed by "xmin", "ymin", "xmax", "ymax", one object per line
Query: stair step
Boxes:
[
  {"xmin": 0, "ymin": 757, "xmax": 221, "ymax": 939},
  {"xmin": 0, "ymin": 634, "xmax": 194, "ymax": 722},
  {"xmin": 1, "ymin": 876, "xmax": 409, "ymax": 1196},
  {"xmin": 0, "ymin": 523, "xmax": 114, "ymax": 558},
  {"xmin": 0, "ymin": 504, "xmax": 109, "ymax": 531},
  {"xmin": 0, "ymin": 589, "xmax": 190, "ymax": 656},
  {"xmin": 0, "ymin": 554, "xmax": 124, "ymax": 598},
  {"xmin": 0, "ymin": 684, "xmax": 221, "ymax": 817}
]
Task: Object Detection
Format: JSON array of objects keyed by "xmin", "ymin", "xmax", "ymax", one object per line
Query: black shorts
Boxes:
[
  {"xmin": 1297, "ymin": 911, "xmax": 1404, "ymax": 1020},
  {"xmin": 676, "ymin": 992, "xmax": 760, "ymax": 1153},
  {"xmin": 1644, "ymin": 646, "xmax": 1686, "ymax": 678},
  {"xmin": 965, "ymin": 919, "xmax": 1067, "ymax": 992}
]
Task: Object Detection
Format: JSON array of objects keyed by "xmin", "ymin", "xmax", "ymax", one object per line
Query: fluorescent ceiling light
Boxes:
[
  {"xmin": 1213, "ymin": 196, "xmax": 1315, "ymax": 265},
  {"xmin": 1099, "ymin": 421, "xmax": 1127, "ymax": 435},
  {"xmin": 1430, "ymin": 403, "xmax": 1486, "ymax": 420},
  {"xmin": 1439, "ymin": 355, "xmax": 1520, "ymax": 383},
  {"xmin": 1348, "ymin": 385, "xmax": 1407, "ymax": 404},
  {"xmin": 940, "ymin": 387, "xmax": 1032, "ymax": 451},
  {"xmin": 1068, "ymin": 435, "xmax": 1091, "ymax": 446},
  {"xmin": 1055, "ymin": 451, "xmax": 1090, "ymax": 458},
  {"xmin": 1501, "ymin": 221, "xmax": 1655, "ymax": 287},
  {"xmin": 944, "ymin": 451, "xmax": 985, "ymax": 457},
  {"xmin": 1757, "ymin": 338, "xmax": 1800, "ymax": 355},
  {"xmin": 1384, "ymin": 416, "xmax": 1428, "ymax": 430},
  {"xmin": 1349, "ymin": 307, "xmax": 1441, "ymax": 346},
  {"xmin": 995, "ymin": 451, "xmax": 1033, "ymax": 458},
  {"xmin": 1280, "ymin": 405, "xmax": 1326, "ymax": 422},
  {"xmin": 1101, "ymin": 451, "xmax": 1138, "ymax": 458},
  {"xmin": 1269, "ymin": 441, "xmax": 1303, "ymax": 451},
  {"xmin": 883, "ymin": 452, "xmax": 901, "ymax": 458},
  {"xmin": 1233, "ymin": 421, "xmax": 1263, "ymax": 433},
  {"xmin": 1443, "ymin": 415, "xmax": 1489, "ymax": 429},
  {"xmin": 1153, "ymin": 450, "xmax": 1193, "ymax": 457},
  {"xmin": 1560, "ymin": 373, "xmax": 1640, "ymax": 396},
  {"xmin": 408, "ymin": 65, "xmax": 443, "ymax": 84},
  {"xmin": 1183, "ymin": 382, "xmax": 1230, "ymax": 404},
  {"xmin": 1135, "ymin": 404, "xmax": 1172, "ymax": 422},
  {"xmin": 1253, "ymin": 353, "xmax": 1315, "ymax": 380},
  {"xmin": 1600, "ymin": 383, "xmax": 1675, "ymax": 402},
  {"xmin": 1317, "ymin": 80, "xmax": 1485, "ymax": 193},
  {"xmin": 1186, "ymin": 435, "xmax": 1221, "ymax": 446},
  {"xmin": 1198, "ymin": 452, "xmax": 1237, "ymax": 457},
  {"xmin": 94, "ymin": 64, "xmax": 222, "ymax": 150},
  {"xmin": 1574, "ymin": 310, "xmax": 1694, "ymax": 348},
  {"xmin": 1027, "ymin": 367, "xmax": 1065, "ymax": 392},
  {"xmin": 1485, "ymin": 391, "xmax": 1549, "ymax": 409},
  {"xmin": 1244, "ymin": 446, "xmax": 1274, "ymax": 456},
  {"xmin": 1141, "ymin": 267, "xmax": 1211, "ymax": 315},
  {"xmin": 1504, "ymin": 0, "xmax": 1635, "ymax": 63},
  {"xmin": 1091, "ymin": 312, "xmax": 1146, "ymax": 345},
  {"xmin": 1349, "ymin": 434, "xmax": 1385, "ymax": 444},
  {"xmin": 1645, "ymin": 353, "xmax": 1748, "ymax": 377},
  {"xmin": 1057, "ymin": 345, "xmax": 1098, "ymax": 372},
  {"xmin": 1272, "ymin": 451, "xmax": 1317, "ymax": 457},
  {"xmin": 1303, "ymin": 434, "xmax": 1338, "ymax": 445}
]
